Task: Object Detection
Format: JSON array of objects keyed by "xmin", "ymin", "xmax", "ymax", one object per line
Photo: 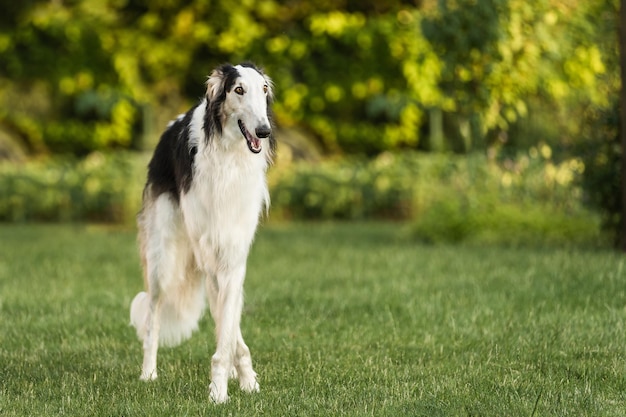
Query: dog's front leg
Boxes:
[
  {"xmin": 235, "ymin": 327, "xmax": 259, "ymax": 393},
  {"xmin": 209, "ymin": 263, "xmax": 247, "ymax": 404}
]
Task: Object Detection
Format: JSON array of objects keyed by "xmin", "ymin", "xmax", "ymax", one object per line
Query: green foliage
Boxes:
[
  {"xmin": 0, "ymin": 0, "xmax": 615, "ymax": 156},
  {"xmin": 410, "ymin": 148, "xmax": 599, "ymax": 244},
  {"xmin": 577, "ymin": 101, "xmax": 622, "ymax": 246},
  {"xmin": 264, "ymin": 9, "xmax": 443, "ymax": 153},
  {"xmin": 0, "ymin": 150, "xmax": 600, "ymax": 245},
  {"xmin": 270, "ymin": 154, "xmax": 416, "ymax": 220},
  {"xmin": 422, "ymin": 0, "xmax": 613, "ymax": 149},
  {"xmin": 414, "ymin": 194, "xmax": 600, "ymax": 246},
  {"xmin": 0, "ymin": 1, "xmax": 140, "ymax": 154},
  {"xmin": 0, "ymin": 152, "xmax": 146, "ymax": 222},
  {"xmin": 270, "ymin": 150, "xmax": 600, "ymax": 244},
  {"xmin": 1, "ymin": 150, "xmax": 600, "ymax": 244},
  {"xmin": 0, "ymin": 224, "xmax": 624, "ymax": 415},
  {"xmin": 270, "ymin": 152, "xmax": 574, "ymax": 214}
]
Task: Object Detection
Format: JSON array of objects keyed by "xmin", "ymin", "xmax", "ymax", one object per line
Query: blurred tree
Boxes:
[
  {"xmin": 422, "ymin": 0, "xmax": 612, "ymax": 153},
  {"xmin": 260, "ymin": 6, "xmax": 444, "ymax": 154},
  {"xmin": 0, "ymin": 0, "xmax": 140, "ymax": 154},
  {"xmin": 579, "ymin": 102, "xmax": 620, "ymax": 247},
  {"xmin": 0, "ymin": 0, "xmax": 617, "ymax": 158},
  {"xmin": 566, "ymin": 0, "xmax": 622, "ymax": 248},
  {"xmin": 618, "ymin": 0, "xmax": 626, "ymax": 247}
]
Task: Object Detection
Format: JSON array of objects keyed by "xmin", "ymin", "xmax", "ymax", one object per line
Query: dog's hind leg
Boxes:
[
  {"xmin": 131, "ymin": 250, "xmax": 163, "ymax": 380},
  {"xmin": 140, "ymin": 292, "xmax": 162, "ymax": 380},
  {"xmin": 136, "ymin": 217, "xmax": 166, "ymax": 381},
  {"xmin": 134, "ymin": 193, "xmax": 184, "ymax": 381}
]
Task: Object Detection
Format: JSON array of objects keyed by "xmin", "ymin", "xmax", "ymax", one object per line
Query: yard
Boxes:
[{"xmin": 0, "ymin": 223, "xmax": 624, "ymax": 416}]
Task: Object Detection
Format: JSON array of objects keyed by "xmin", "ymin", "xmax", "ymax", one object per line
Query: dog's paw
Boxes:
[
  {"xmin": 139, "ymin": 369, "xmax": 158, "ymax": 381},
  {"xmin": 209, "ymin": 382, "xmax": 229, "ymax": 404},
  {"xmin": 240, "ymin": 378, "xmax": 260, "ymax": 394}
]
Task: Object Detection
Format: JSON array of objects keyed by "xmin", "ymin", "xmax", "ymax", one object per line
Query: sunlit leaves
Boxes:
[
  {"xmin": 309, "ymin": 11, "xmax": 366, "ymax": 37},
  {"xmin": 0, "ymin": 0, "xmax": 616, "ymax": 155}
]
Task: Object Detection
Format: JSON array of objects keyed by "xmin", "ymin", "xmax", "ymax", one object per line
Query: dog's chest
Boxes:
[{"xmin": 182, "ymin": 151, "xmax": 268, "ymax": 237}]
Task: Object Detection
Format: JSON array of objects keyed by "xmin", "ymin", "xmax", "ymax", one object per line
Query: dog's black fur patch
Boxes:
[{"xmin": 146, "ymin": 106, "xmax": 198, "ymax": 201}]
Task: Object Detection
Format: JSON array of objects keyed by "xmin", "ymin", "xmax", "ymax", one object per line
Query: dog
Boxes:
[{"xmin": 130, "ymin": 63, "xmax": 274, "ymax": 403}]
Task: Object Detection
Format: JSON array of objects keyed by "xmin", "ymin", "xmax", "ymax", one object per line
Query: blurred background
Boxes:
[{"xmin": 0, "ymin": 0, "xmax": 621, "ymax": 248}]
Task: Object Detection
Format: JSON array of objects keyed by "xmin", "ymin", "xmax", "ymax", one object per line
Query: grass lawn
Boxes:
[{"xmin": 0, "ymin": 222, "xmax": 624, "ymax": 416}]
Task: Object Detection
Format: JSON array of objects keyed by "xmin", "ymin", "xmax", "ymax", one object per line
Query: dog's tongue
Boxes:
[
  {"xmin": 248, "ymin": 137, "xmax": 262, "ymax": 153},
  {"xmin": 239, "ymin": 120, "xmax": 262, "ymax": 154}
]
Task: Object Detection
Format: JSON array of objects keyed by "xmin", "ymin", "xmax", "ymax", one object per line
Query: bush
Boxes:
[
  {"xmin": 0, "ymin": 152, "xmax": 147, "ymax": 223},
  {"xmin": 270, "ymin": 150, "xmax": 601, "ymax": 245},
  {"xmin": 269, "ymin": 153, "xmax": 417, "ymax": 220},
  {"xmin": 413, "ymin": 195, "xmax": 600, "ymax": 246},
  {"xmin": 0, "ymin": 150, "xmax": 603, "ymax": 246},
  {"xmin": 410, "ymin": 149, "xmax": 601, "ymax": 245}
]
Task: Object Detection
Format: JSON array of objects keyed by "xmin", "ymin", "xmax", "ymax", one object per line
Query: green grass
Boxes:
[{"xmin": 0, "ymin": 223, "xmax": 624, "ymax": 416}]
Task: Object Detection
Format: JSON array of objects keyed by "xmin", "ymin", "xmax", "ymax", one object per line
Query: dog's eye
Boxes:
[
  {"xmin": 234, "ymin": 86, "xmax": 244, "ymax": 95},
  {"xmin": 263, "ymin": 85, "xmax": 268, "ymax": 94}
]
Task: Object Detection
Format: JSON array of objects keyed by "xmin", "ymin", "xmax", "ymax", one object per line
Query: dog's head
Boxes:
[{"xmin": 205, "ymin": 63, "xmax": 274, "ymax": 154}]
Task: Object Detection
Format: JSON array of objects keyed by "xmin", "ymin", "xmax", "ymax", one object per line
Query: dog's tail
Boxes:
[{"xmin": 130, "ymin": 279, "xmax": 205, "ymax": 348}]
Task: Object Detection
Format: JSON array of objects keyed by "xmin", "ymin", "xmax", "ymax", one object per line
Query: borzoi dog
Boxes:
[{"xmin": 130, "ymin": 63, "xmax": 274, "ymax": 403}]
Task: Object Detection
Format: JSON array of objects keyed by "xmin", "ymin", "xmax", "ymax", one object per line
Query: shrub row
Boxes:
[
  {"xmin": 0, "ymin": 150, "xmax": 602, "ymax": 245},
  {"xmin": 269, "ymin": 150, "xmax": 601, "ymax": 244},
  {"xmin": 0, "ymin": 152, "xmax": 147, "ymax": 223},
  {"xmin": 269, "ymin": 153, "xmax": 417, "ymax": 220}
]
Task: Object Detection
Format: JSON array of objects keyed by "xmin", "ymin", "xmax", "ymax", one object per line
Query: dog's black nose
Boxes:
[{"xmin": 255, "ymin": 125, "xmax": 271, "ymax": 139}]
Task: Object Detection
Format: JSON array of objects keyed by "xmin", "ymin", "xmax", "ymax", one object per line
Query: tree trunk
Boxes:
[
  {"xmin": 619, "ymin": 0, "xmax": 626, "ymax": 252},
  {"xmin": 429, "ymin": 108, "xmax": 445, "ymax": 152}
]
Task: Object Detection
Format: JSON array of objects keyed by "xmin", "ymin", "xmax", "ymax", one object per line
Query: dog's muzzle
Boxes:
[{"xmin": 238, "ymin": 120, "xmax": 270, "ymax": 154}]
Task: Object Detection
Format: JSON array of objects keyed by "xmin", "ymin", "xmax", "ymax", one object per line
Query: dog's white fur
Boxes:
[{"xmin": 130, "ymin": 64, "xmax": 273, "ymax": 403}]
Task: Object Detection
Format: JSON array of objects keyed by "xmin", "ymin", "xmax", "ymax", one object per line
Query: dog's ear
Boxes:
[
  {"xmin": 205, "ymin": 64, "xmax": 237, "ymax": 138},
  {"xmin": 206, "ymin": 67, "xmax": 226, "ymax": 101}
]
